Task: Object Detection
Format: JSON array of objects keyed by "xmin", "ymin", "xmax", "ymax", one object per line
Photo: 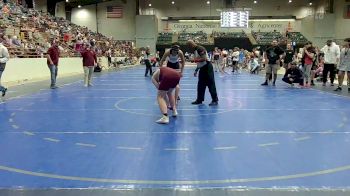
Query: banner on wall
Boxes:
[{"xmin": 161, "ymin": 20, "xmax": 300, "ymax": 33}]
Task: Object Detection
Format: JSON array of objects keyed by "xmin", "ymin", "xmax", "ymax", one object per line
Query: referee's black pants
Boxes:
[{"xmin": 196, "ymin": 62, "xmax": 218, "ymax": 102}]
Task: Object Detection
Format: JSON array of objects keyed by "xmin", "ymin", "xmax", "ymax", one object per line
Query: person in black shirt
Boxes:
[
  {"xmin": 283, "ymin": 43, "xmax": 295, "ymax": 69},
  {"xmin": 188, "ymin": 40, "xmax": 218, "ymax": 106},
  {"xmin": 282, "ymin": 62, "xmax": 303, "ymax": 86},
  {"xmin": 261, "ymin": 40, "xmax": 285, "ymax": 86},
  {"xmin": 144, "ymin": 47, "xmax": 153, "ymax": 77}
]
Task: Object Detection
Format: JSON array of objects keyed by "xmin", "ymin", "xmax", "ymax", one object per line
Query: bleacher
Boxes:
[
  {"xmin": 252, "ymin": 31, "xmax": 283, "ymax": 45},
  {"xmin": 0, "ymin": 1, "xmax": 136, "ymax": 59},
  {"xmin": 212, "ymin": 31, "xmax": 247, "ymax": 38},
  {"xmin": 178, "ymin": 31, "xmax": 209, "ymax": 44},
  {"xmin": 287, "ymin": 32, "xmax": 308, "ymax": 44},
  {"xmin": 157, "ymin": 32, "xmax": 173, "ymax": 44}
]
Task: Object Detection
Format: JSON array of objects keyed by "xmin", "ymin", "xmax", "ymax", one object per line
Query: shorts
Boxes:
[
  {"xmin": 159, "ymin": 67, "xmax": 181, "ymax": 91},
  {"xmin": 338, "ymin": 63, "xmax": 350, "ymax": 72},
  {"xmin": 265, "ymin": 64, "xmax": 278, "ymax": 74},
  {"xmin": 167, "ymin": 61, "xmax": 180, "ymax": 70}
]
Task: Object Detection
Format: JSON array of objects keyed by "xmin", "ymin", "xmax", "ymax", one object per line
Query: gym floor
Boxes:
[{"xmin": 1, "ymin": 66, "xmax": 350, "ymax": 195}]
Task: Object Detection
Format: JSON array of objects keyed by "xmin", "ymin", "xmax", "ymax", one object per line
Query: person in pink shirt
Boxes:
[{"xmin": 302, "ymin": 42, "xmax": 316, "ymax": 88}]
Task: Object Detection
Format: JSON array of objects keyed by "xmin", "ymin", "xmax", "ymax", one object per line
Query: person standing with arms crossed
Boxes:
[
  {"xmin": 187, "ymin": 40, "xmax": 218, "ymax": 106},
  {"xmin": 0, "ymin": 42, "xmax": 9, "ymax": 97}
]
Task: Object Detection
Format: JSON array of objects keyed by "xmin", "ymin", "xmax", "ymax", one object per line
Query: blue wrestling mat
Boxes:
[{"xmin": 0, "ymin": 66, "xmax": 350, "ymax": 195}]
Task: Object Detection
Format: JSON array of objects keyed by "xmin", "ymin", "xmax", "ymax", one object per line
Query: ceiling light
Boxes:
[
  {"xmin": 206, "ymin": 1, "xmax": 210, "ymax": 5},
  {"xmin": 254, "ymin": 0, "xmax": 257, "ymax": 4},
  {"xmin": 148, "ymin": 3, "xmax": 152, "ymax": 7},
  {"xmin": 78, "ymin": 5, "xmax": 81, "ymax": 8}
]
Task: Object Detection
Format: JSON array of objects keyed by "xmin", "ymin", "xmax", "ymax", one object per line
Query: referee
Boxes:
[{"xmin": 187, "ymin": 40, "xmax": 218, "ymax": 106}]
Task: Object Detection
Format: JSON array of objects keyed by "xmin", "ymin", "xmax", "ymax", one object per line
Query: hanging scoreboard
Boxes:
[{"xmin": 220, "ymin": 11, "xmax": 249, "ymax": 28}]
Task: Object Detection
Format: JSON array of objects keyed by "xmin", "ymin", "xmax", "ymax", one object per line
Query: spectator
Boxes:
[
  {"xmin": 0, "ymin": 42, "xmax": 9, "ymax": 96},
  {"xmin": 282, "ymin": 62, "xmax": 303, "ymax": 87},
  {"xmin": 81, "ymin": 44, "xmax": 97, "ymax": 87},
  {"xmin": 261, "ymin": 40, "xmax": 285, "ymax": 86},
  {"xmin": 321, "ymin": 40, "xmax": 340, "ymax": 86},
  {"xmin": 46, "ymin": 39, "xmax": 60, "ymax": 89}
]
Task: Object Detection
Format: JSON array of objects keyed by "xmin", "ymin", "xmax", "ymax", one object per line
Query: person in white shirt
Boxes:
[
  {"xmin": 0, "ymin": 43, "xmax": 10, "ymax": 96},
  {"xmin": 159, "ymin": 44, "xmax": 186, "ymax": 103},
  {"xmin": 231, "ymin": 47, "xmax": 240, "ymax": 73},
  {"xmin": 334, "ymin": 38, "xmax": 350, "ymax": 92},
  {"xmin": 212, "ymin": 47, "xmax": 221, "ymax": 72},
  {"xmin": 321, "ymin": 40, "xmax": 340, "ymax": 86}
]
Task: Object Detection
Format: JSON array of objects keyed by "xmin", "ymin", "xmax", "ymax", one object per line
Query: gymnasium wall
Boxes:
[
  {"xmin": 71, "ymin": 0, "xmax": 136, "ymax": 40},
  {"xmin": 55, "ymin": 1, "xmax": 66, "ymax": 19},
  {"xmin": 144, "ymin": 0, "xmax": 315, "ymax": 18},
  {"xmin": 71, "ymin": 4, "xmax": 97, "ymax": 33},
  {"xmin": 2, "ymin": 57, "xmax": 124, "ymax": 85},
  {"xmin": 135, "ymin": 15, "xmax": 158, "ymax": 53},
  {"xmin": 34, "ymin": 0, "xmax": 47, "ymax": 13},
  {"xmin": 334, "ymin": 0, "xmax": 350, "ymax": 41},
  {"xmin": 159, "ymin": 20, "xmax": 302, "ymax": 34}
]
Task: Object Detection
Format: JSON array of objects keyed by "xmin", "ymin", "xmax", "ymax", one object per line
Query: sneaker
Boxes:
[
  {"xmin": 167, "ymin": 106, "xmax": 173, "ymax": 111},
  {"xmin": 156, "ymin": 115, "xmax": 169, "ymax": 124},
  {"xmin": 191, "ymin": 100, "xmax": 203, "ymax": 105},
  {"xmin": 331, "ymin": 83, "xmax": 334, "ymax": 87},
  {"xmin": 209, "ymin": 101, "xmax": 218, "ymax": 106},
  {"xmin": 322, "ymin": 83, "xmax": 326, "ymax": 87},
  {"xmin": 172, "ymin": 110, "xmax": 178, "ymax": 117},
  {"xmin": 88, "ymin": 83, "xmax": 93, "ymax": 87},
  {"xmin": 348, "ymin": 88, "xmax": 350, "ymax": 93},
  {"xmin": 2, "ymin": 88, "xmax": 7, "ymax": 97},
  {"xmin": 84, "ymin": 84, "xmax": 88, "ymax": 87},
  {"xmin": 272, "ymin": 82, "xmax": 276, "ymax": 86},
  {"xmin": 50, "ymin": 85, "xmax": 58, "ymax": 89},
  {"xmin": 334, "ymin": 87, "xmax": 342, "ymax": 92},
  {"xmin": 261, "ymin": 82, "xmax": 268, "ymax": 86},
  {"xmin": 177, "ymin": 96, "xmax": 180, "ymax": 101}
]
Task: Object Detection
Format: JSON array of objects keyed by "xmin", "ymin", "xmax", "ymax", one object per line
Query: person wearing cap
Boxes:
[
  {"xmin": 321, "ymin": 40, "xmax": 340, "ymax": 86},
  {"xmin": 0, "ymin": 42, "xmax": 9, "ymax": 96},
  {"xmin": 46, "ymin": 38, "xmax": 60, "ymax": 89},
  {"xmin": 159, "ymin": 43, "xmax": 186, "ymax": 103},
  {"xmin": 334, "ymin": 38, "xmax": 350, "ymax": 92},
  {"xmin": 81, "ymin": 44, "xmax": 97, "ymax": 87},
  {"xmin": 187, "ymin": 40, "xmax": 218, "ymax": 106}
]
